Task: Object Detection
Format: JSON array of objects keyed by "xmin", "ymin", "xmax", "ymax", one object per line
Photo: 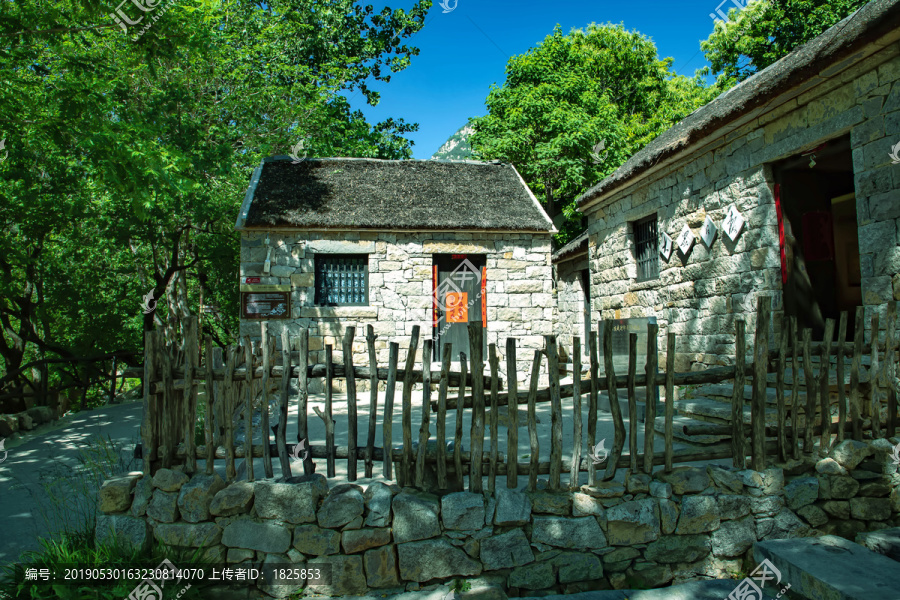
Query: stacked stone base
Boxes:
[{"xmin": 96, "ymin": 438, "xmax": 900, "ymax": 598}]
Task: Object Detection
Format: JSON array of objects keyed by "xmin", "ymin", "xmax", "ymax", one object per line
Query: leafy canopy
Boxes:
[{"xmin": 470, "ymin": 24, "xmax": 716, "ymax": 245}]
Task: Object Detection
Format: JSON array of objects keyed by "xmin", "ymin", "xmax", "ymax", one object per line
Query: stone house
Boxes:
[
  {"xmin": 551, "ymin": 232, "xmax": 591, "ymax": 369},
  {"xmin": 235, "ymin": 157, "xmax": 555, "ymax": 391},
  {"xmin": 575, "ymin": 0, "xmax": 900, "ymax": 372}
]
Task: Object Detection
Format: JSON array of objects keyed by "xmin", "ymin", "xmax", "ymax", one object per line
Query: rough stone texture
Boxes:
[
  {"xmin": 130, "ymin": 476, "xmax": 153, "ymax": 518},
  {"xmin": 210, "ymin": 482, "xmax": 254, "ymax": 517},
  {"xmin": 580, "ymin": 482, "xmax": 625, "ymax": 498},
  {"xmin": 255, "ymin": 479, "xmax": 325, "ymax": 524},
  {"xmin": 659, "ymin": 499, "xmax": 679, "ymax": 535},
  {"xmin": 656, "ymin": 467, "xmax": 710, "ymax": 495},
  {"xmin": 96, "ymin": 514, "xmax": 150, "ymax": 553},
  {"xmin": 784, "ymin": 477, "xmax": 819, "ymax": 511},
  {"xmin": 756, "ymin": 508, "xmax": 811, "ymax": 540},
  {"xmin": 222, "ymin": 517, "xmax": 291, "ymax": 554},
  {"xmin": 606, "ymin": 499, "xmax": 660, "ymax": 545},
  {"xmin": 341, "ymin": 528, "xmax": 391, "ymax": 554},
  {"xmin": 392, "ymin": 491, "xmax": 441, "ymax": 543},
  {"xmin": 531, "ymin": 516, "xmax": 608, "ymax": 550},
  {"xmin": 442, "ymin": 492, "xmax": 486, "ymax": 531},
  {"xmin": 830, "ymin": 475, "xmax": 861, "ymax": 499},
  {"xmin": 816, "ymin": 458, "xmax": 849, "ymax": 476},
  {"xmin": 154, "ymin": 522, "xmax": 223, "ymax": 548},
  {"xmin": 258, "ymin": 552, "xmax": 304, "ymax": 599},
  {"xmin": 626, "ymin": 473, "xmax": 651, "ymax": 494},
  {"xmin": 318, "ymin": 484, "xmax": 365, "ymax": 529},
  {"xmin": 649, "ymin": 481, "xmax": 673, "ymax": 499},
  {"xmin": 850, "ymin": 497, "xmax": 892, "ymax": 521},
  {"xmin": 151, "ymin": 468, "xmax": 189, "ymax": 492},
  {"xmin": 98, "ymin": 475, "xmax": 139, "ymax": 514},
  {"xmin": 676, "ymin": 495, "xmax": 720, "ymax": 534},
  {"xmin": 527, "ymin": 491, "xmax": 571, "ymax": 515},
  {"xmin": 494, "ymin": 488, "xmax": 532, "ymax": 526},
  {"xmin": 751, "ymin": 495, "xmax": 785, "ymax": 518},
  {"xmin": 830, "ymin": 439, "xmax": 872, "ymax": 470},
  {"xmin": 361, "ymin": 482, "xmax": 392, "ymax": 527},
  {"xmin": 717, "ymin": 494, "xmax": 752, "ymax": 520},
  {"xmin": 479, "ymin": 529, "xmax": 534, "ymax": 570},
  {"xmin": 707, "ymin": 466, "xmax": 743, "ymax": 493},
  {"xmin": 859, "ymin": 481, "xmax": 892, "ymax": 497},
  {"xmin": 572, "ymin": 492, "xmax": 606, "ymax": 518},
  {"xmin": 740, "ymin": 468, "xmax": 784, "ymax": 494},
  {"xmin": 551, "ymin": 552, "xmax": 603, "ymax": 584},
  {"xmin": 823, "ymin": 500, "xmax": 851, "ymax": 519},
  {"xmin": 147, "ymin": 490, "xmax": 180, "ymax": 523},
  {"xmin": 754, "ymin": 535, "xmax": 900, "ymax": 600},
  {"xmin": 306, "ymin": 555, "xmax": 368, "ymax": 596},
  {"xmin": 396, "ymin": 539, "xmax": 482, "ymax": 582},
  {"xmin": 627, "ymin": 562, "xmax": 674, "ymax": 589},
  {"xmin": 856, "ymin": 527, "xmax": 900, "ymax": 561},
  {"xmin": 293, "ymin": 524, "xmax": 342, "ymax": 556},
  {"xmin": 798, "ymin": 504, "xmax": 829, "ymax": 528},
  {"xmin": 227, "ymin": 548, "xmax": 255, "ymax": 563},
  {"xmin": 645, "ymin": 534, "xmax": 710, "ymax": 564},
  {"xmin": 508, "ymin": 561, "xmax": 554, "ymax": 590},
  {"xmin": 177, "ymin": 473, "xmax": 226, "ymax": 523},
  {"xmin": 363, "ymin": 545, "xmax": 400, "ymax": 588},
  {"xmin": 710, "ymin": 516, "xmax": 756, "ymax": 557}
]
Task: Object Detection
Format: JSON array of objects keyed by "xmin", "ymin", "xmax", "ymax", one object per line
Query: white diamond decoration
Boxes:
[
  {"xmin": 722, "ymin": 205, "xmax": 745, "ymax": 242},
  {"xmin": 700, "ymin": 215, "xmax": 717, "ymax": 247},
  {"xmin": 677, "ymin": 225, "xmax": 695, "ymax": 255},
  {"xmin": 660, "ymin": 232, "xmax": 674, "ymax": 260}
]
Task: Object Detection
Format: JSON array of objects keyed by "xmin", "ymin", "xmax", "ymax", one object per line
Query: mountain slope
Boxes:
[{"xmin": 430, "ymin": 122, "xmax": 474, "ymax": 160}]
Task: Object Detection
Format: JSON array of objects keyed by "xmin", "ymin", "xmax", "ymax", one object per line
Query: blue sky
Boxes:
[{"xmin": 346, "ymin": 0, "xmax": 730, "ymax": 159}]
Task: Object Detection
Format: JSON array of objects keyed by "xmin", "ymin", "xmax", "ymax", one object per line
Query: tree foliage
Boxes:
[
  {"xmin": 0, "ymin": 0, "xmax": 430, "ymax": 398},
  {"xmin": 470, "ymin": 24, "xmax": 716, "ymax": 246},
  {"xmin": 701, "ymin": 0, "xmax": 870, "ymax": 85}
]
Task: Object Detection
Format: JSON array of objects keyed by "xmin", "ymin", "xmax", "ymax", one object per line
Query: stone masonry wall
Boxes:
[
  {"xmin": 584, "ymin": 40, "xmax": 900, "ymax": 372},
  {"xmin": 96, "ymin": 438, "xmax": 900, "ymax": 599},
  {"xmin": 239, "ymin": 231, "xmax": 553, "ymax": 392},
  {"xmin": 553, "ymin": 255, "xmax": 589, "ymax": 367}
]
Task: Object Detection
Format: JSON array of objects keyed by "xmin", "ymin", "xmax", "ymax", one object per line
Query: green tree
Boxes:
[
  {"xmin": 0, "ymin": 0, "xmax": 430, "ymax": 395},
  {"xmin": 701, "ymin": 0, "xmax": 870, "ymax": 85},
  {"xmin": 470, "ymin": 24, "xmax": 716, "ymax": 246}
]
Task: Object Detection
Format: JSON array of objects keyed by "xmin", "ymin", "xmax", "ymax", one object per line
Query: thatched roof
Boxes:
[
  {"xmin": 237, "ymin": 157, "xmax": 554, "ymax": 232},
  {"xmin": 577, "ymin": 0, "xmax": 900, "ymax": 212},
  {"xmin": 552, "ymin": 231, "xmax": 588, "ymax": 263}
]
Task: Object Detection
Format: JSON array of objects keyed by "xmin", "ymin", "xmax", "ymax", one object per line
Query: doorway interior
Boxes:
[{"xmin": 432, "ymin": 254, "xmax": 487, "ymax": 363}]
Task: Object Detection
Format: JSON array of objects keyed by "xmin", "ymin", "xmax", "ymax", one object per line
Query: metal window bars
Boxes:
[
  {"xmin": 316, "ymin": 255, "xmax": 368, "ymax": 305},
  {"xmin": 634, "ymin": 216, "xmax": 659, "ymax": 280}
]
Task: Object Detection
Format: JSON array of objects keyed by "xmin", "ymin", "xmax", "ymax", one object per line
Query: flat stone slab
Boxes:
[
  {"xmin": 754, "ymin": 535, "xmax": 900, "ymax": 600},
  {"xmin": 517, "ymin": 579, "xmax": 777, "ymax": 600},
  {"xmin": 856, "ymin": 527, "xmax": 900, "ymax": 562},
  {"xmin": 676, "ymin": 398, "xmax": 777, "ymax": 425}
]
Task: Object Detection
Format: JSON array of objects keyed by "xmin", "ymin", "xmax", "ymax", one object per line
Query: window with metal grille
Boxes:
[
  {"xmin": 633, "ymin": 215, "xmax": 659, "ymax": 281},
  {"xmin": 314, "ymin": 255, "xmax": 369, "ymax": 306}
]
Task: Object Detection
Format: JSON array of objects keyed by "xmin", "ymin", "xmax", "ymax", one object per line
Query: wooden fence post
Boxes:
[
  {"xmin": 546, "ymin": 335, "xmax": 563, "ymax": 491},
  {"xmin": 819, "ymin": 319, "xmax": 835, "ymax": 453},
  {"xmin": 469, "ymin": 324, "xmax": 486, "ymax": 493},
  {"xmin": 325, "ymin": 344, "xmax": 335, "ymax": 477},
  {"xmin": 835, "ymin": 312, "xmax": 848, "ymax": 447},
  {"xmin": 436, "ymin": 344, "xmax": 452, "ymax": 489},
  {"xmin": 455, "ymin": 353, "xmax": 468, "ymax": 490},
  {"xmin": 790, "ymin": 316, "xmax": 800, "ymax": 459},
  {"xmin": 416, "ymin": 339, "xmax": 433, "ymax": 489},
  {"xmin": 588, "ymin": 331, "xmax": 600, "ymax": 485},
  {"xmin": 506, "ymin": 338, "xmax": 519, "ymax": 488},
  {"xmin": 242, "ymin": 336, "xmax": 255, "ymax": 482},
  {"xmin": 776, "ymin": 316, "xmax": 788, "ymax": 462},
  {"xmin": 851, "ymin": 307, "xmax": 864, "ymax": 441},
  {"xmin": 297, "ymin": 329, "xmax": 312, "ymax": 476},
  {"xmin": 627, "ymin": 333, "xmax": 638, "ymax": 474},
  {"xmin": 887, "ymin": 301, "xmax": 898, "ymax": 438},
  {"xmin": 488, "ymin": 343, "xmax": 500, "ymax": 494},
  {"xmin": 260, "ymin": 322, "xmax": 273, "ymax": 479},
  {"xmin": 802, "ymin": 327, "xmax": 816, "ymax": 453},
  {"xmin": 664, "ymin": 333, "xmax": 676, "ymax": 473},
  {"xmin": 277, "ymin": 330, "xmax": 292, "ymax": 477},
  {"xmin": 383, "ymin": 343, "xmax": 400, "ymax": 480},
  {"xmin": 224, "ymin": 346, "xmax": 237, "ymax": 482},
  {"xmin": 871, "ymin": 311, "xmax": 881, "ymax": 439},
  {"xmin": 401, "ymin": 326, "xmax": 420, "ymax": 487},
  {"xmin": 204, "ymin": 337, "xmax": 216, "ymax": 475},
  {"xmin": 570, "ymin": 337, "xmax": 583, "ymax": 489},
  {"xmin": 526, "ymin": 350, "xmax": 542, "ymax": 492},
  {"xmin": 603, "ymin": 323, "xmax": 625, "ymax": 481},
  {"xmin": 343, "ymin": 327, "xmax": 358, "ymax": 481},
  {"xmin": 643, "ymin": 324, "xmax": 659, "ymax": 475},
  {"xmin": 142, "ymin": 330, "xmax": 158, "ymax": 476},
  {"xmin": 365, "ymin": 325, "xmax": 379, "ymax": 478}
]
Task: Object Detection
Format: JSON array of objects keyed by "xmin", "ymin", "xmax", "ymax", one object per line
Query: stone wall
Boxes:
[
  {"xmin": 583, "ymin": 40, "xmax": 900, "ymax": 372},
  {"xmin": 96, "ymin": 438, "xmax": 900, "ymax": 599},
  {"xmin": 553, "ymin": 254, "xmax": 589, "ymax": 367},
  {"xmin": 239, "ymin": 231, "xmax": 554, "ymax": 391}
]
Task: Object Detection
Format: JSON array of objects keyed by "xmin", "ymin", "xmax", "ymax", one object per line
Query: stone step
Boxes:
[
  {"xmin": 515, "ymin": 578, "xmax": 778, "ymax": 600},
  {"xmin": 653, "ymin": 415, "xmax": 730, "ymax": 445},
  {"xmin": 598, "ymin": 389, "xmax": 664, "ymax": 424},
  {"xmin": 856, "ymin": 527, "xmax": 900, "ymax": 562},
  {"xmin": 764, "ymin": 364, "xmax": 871, "ymax": 387},
  {"xmin": 675, "ymin": 398, "xmax": 778, "ymax": 425},
  {"xmin": 694, "ymin": 383, "xmax": 808, "ymax": 406},
  {"xmin": 754, "ymin": 534, "xmax": 900, "ymax": 600}
]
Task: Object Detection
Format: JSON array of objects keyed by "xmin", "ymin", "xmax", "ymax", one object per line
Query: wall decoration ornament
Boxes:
[
  {"xmin": 677, "ymin": 224, "xmax": 695, "ymax": 255},
  {"xmin": 660, "ymin": 232, "xmax": 674, "ymax": 260},
  {"xmin": 700, "ymin": 215, "xmax": 718, "ymax": 247},
  {"xmin": 722, "ymin": 205, "xmax": 745, "ymax": 242}
]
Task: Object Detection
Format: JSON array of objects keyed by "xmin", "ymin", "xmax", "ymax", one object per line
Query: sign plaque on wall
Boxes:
[
  {"xmin": 660, "ymin": 232, "xmax": 674, "ymax": 261},
  {"xmin": 242, "ymin": 291, "xmax": 290, "ymax": 319},
  {"xmin": 677, "ymin": 224, "xmax": 695, "ymax": 255},
  {"xmin": 722, "ymin": 205, "xmax": 745, "ymax": 242},
  {"xmin": 700, "ymin": 215, "xmax": 718, "ymax": 247}
]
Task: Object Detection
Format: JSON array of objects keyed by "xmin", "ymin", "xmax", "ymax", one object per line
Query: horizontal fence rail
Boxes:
[{"xmin": 136, "ymin": 299, "xmax": 900, "ymax": 492}]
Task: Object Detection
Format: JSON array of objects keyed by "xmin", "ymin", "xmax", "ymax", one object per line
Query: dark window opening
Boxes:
[
  {"xmin": 315, "ymin": 254, "xmax": 369, "ymax": 306},
  {"xmin": 633, "ymin": 215, "xmax": 659, "ymax": 281}
]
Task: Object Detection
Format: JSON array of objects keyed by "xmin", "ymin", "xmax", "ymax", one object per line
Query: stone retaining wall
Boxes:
[{"xmin": 96, "ymin": 438, "xmax": 900, "ymax": 599}]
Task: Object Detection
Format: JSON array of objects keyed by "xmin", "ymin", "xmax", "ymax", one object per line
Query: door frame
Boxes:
[{"xmin": 432, "ymin": 253, "xmax": 487, "ymax": 363}]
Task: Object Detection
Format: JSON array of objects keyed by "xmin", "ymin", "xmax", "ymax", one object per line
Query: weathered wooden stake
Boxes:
[
  {"xmin": 627, "ymin": 333, "xmax": 638, "ymax": 474},
  {"xmin": 488, "ymin": 343, "xmax": 500, "ymax": 494},
  {"xmin": 870, "ymin": 311, "xmax": 881, "ymax": 439},
  {"xmin": 277, "ymin": 331, "xmax": 292, "ymax": 477},
  {"xmin": 790, "ymin": 316, "xmax": 800, "ymax": 459},
  {"xmin": 242, "ymin": 336, "xmax": 255, "ymax": 482},
  {"xmin": 343, "ymin": 327, "xmax": 358, "ymax": 481},
  {"xmin": 260, "ymin": 323, "xmax": 273, "ymax": 479},
  {"xmin": 469, "ymin": 324, "xmax": 486, "ymax": 493},
  {"xmin": 588, "ymin": 331, "xmax": 600, "ymax": 485},
  {"xmin": 416, "ymin": 339, "xmax": 433, "ymax": 489},
  {"xmin": 527, "ymin": 350, "xmax": 542, "ymax": 492},
  {"xmin": 383, "ymin": 343, "xmax": 400, "ymax": 480},
  {"xmin": 436, "ymin": 343, "xmax": 452, "ymax": 489},
  {"xmin": 643, "ymin": 324, "xmax": 658, "ymax": 475},
  {"xmin": 802, "ymin": 328, "xmax": 815, "ymax": 454},
  {"xmin": 224, "ymin": 346, "xmax": 237, "ymax": 482},
  {"xmin": 819, "ymin": 318, "xmax": 835, "ymax": 453},
  {"xmin": 776, "ymin": 316, "xmax": 788, "ymax": 463},
  {"xmin": 325, "ymin": 344, "xmax": 335, "ymax": 477},
  {"xmin": 455, "ymin": 353, "xmax": 467, "ymax": 490},
  {"xmin": 732, "ymin": 319, "xmax": 746, "ymax": 469},
  {"xmin": 835, "ymin": 312, "xmax": 848, "ymax": 447},
  {"xmin": 297, "ymin": 330, "xmax": 312, "ymax": 476},
  {"xmin": 603, "ymin": 323, "xmax": 625, "ymax": 481},
  {"xmin": 365, "ymin": 325, "xmax": 379, "ymax": 478},
  {"xmin": 664, "ymin": 333, "xmax": 676, "ymax": 473},
  {"xmin": 570, "ymin": 337, "xmax": 583, "ymax": 489},
  {"xmin": 401, "ymin": 326, "xmax": 420, "ymax": 487},
  {"xmin": 506, "ymin": 338, "xmax": 519, "ymax": 489},
  {"xmin": 851, "ymin": 307, "xmax": 864, "ymax": 441}
]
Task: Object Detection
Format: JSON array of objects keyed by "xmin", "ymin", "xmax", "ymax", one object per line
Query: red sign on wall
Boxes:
[{"xmin": 245, "ymin": 277, "xmax": 261, "ymax": 284}]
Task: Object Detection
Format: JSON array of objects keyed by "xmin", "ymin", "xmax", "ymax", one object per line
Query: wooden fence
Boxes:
[{"xmin": 132, "ymin": 297, "xmax": 900, "ymax": 492}]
